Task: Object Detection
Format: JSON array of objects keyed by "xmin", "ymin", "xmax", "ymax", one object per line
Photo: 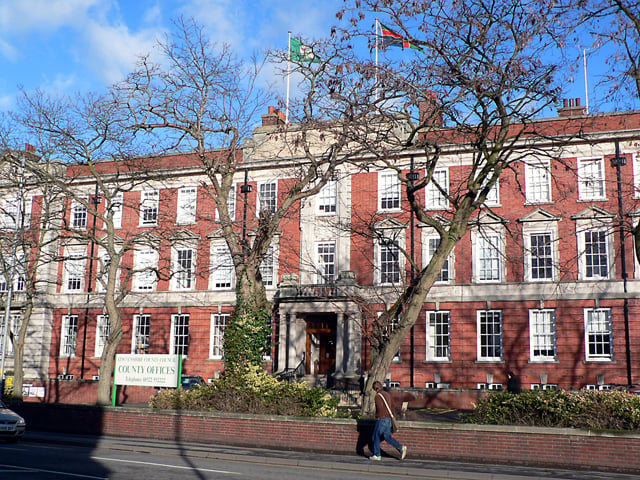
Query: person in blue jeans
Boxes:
[{"xmin": 370, "ymin": 380, "xmax": 407, "ymax": 460}]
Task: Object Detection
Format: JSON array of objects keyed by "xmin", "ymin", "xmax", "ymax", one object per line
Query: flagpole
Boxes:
[
  {"xmin": 583, "ymin": 48, "xmax": 589, "ymax": 115},
  {"xmin": 286, "ymin": 31, "xmax": 291, "ymax": 126},
  {"xmin": 375, "ymin": 19, "xmax": 380, "ymax": 101}
]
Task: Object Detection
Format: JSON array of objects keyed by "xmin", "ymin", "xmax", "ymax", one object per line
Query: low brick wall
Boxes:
[
  {"xmin": 14, "ymin": 403, "xmax": 640, "ymax": 473},
  {"xmin": 23, "ymin": 380, "xmax": 158, "ymax": 405}
]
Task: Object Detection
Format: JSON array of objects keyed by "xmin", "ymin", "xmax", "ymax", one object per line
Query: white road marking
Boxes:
[
  {"xmin": 0, "ymin": 463, "xmax": 106, "ymax": 479},
  {"xmin": 92, "ymin": 456, "xmax": 241, "ymax": 475}
]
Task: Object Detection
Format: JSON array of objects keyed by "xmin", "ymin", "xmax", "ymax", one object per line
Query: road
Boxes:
[{"xmin": 1, "ymin": 431, "xmax": 639, "ymax": 480}]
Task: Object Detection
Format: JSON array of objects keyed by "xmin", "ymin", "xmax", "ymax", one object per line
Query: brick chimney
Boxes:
[
  {"xmin": 418, "ymin": 94, "xmax": 443, "ymax": 128},
  {"xmin": 557, "ymin": 98, "xmax": 586, "ymax": 117},
  {"xmin": 261, "ymin": 106, "xmax": 286, "ymax": 127}
]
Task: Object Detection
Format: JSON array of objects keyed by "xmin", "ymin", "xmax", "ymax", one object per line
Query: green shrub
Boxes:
[
  {"xmin": 149, "ymin": 365, "xmax": 338, "ymax": 417},
  {"xmin": 464, "ymin": 389, "xmax": 640, "ymax": 430}
]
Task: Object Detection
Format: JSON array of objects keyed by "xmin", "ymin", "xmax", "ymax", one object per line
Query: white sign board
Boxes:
[{"xmin": 114, "ymin": 354, "xmax": 180, "ymax": 388}]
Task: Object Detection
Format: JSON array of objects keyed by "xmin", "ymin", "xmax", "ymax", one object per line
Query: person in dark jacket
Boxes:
[
  {"xmin": 370, "ymin": 381, "xmax": 407, "ymax": 461},
  {"xmin": 507, "ymin": 371, "xmax": 521, "ymax": 394}
]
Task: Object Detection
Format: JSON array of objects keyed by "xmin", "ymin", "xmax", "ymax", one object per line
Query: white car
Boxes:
[{"xmin": 0, "ymin": 400, "xmax": 26, "ymax": 441}]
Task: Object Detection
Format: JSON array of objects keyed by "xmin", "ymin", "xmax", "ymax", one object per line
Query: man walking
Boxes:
[{"xmin": 370, "ymin": 380, "xmax": 407, "ymax": 461}]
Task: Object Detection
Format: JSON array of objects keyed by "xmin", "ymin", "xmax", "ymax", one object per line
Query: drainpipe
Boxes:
[
  {"xmin": 611, "ymin": 141, "xmax": 632, "ymax": 386},
  {"xmin": 80, "ymin": 183, "xmax": 100, "ymax": 380},
  {"xmin": 407, "ymin": 156, "xmax": 420, "ymax": 389}
]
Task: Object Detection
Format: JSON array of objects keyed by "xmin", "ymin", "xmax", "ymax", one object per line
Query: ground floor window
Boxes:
[
  {"xmin": 60, "ymin": 314, "xmax": 78, "ymax": 358},
  {"xmin": 171, "ymin": 314, "xmax": 190, "ymax": 357},
  {"xmin": 426, "ymin": 311, "xmax": 450, "ymax": 361},
  {"xmin": 529, "ymin": 309, "xmax": 556, "ymax": 361},
  {"xmin": 477, "ymin": 310, "xmax": 502, "ymax": 361},
  {"xmin": 132, "ymin": 314, "xmax": 151, "ymax": 354},
  {"xmin": 210, "ymin": 313, "xmax": 230, "ymax": 359},
  {"xmin": 585, "ymin": 308, "xmax": 613, "ymax": 361}
]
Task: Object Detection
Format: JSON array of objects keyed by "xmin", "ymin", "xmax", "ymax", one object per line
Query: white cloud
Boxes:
[
  {"xmin": 41, "ymin": 73, "xmax": 78, "ymax": 95},
  {"xmin": 79, "ymin": 20, "xmax": 163, "ymax": 85},
  {"xmin": 0, "ymin": 0, "xmax": 101, "ymax": 33},
  {"xmin": 0, "ymin": 38, "xmax": 18, "ymax": 61},
  {"xmin": 179, "ymin": 0, "xmax": 244, "ymax": 49}
]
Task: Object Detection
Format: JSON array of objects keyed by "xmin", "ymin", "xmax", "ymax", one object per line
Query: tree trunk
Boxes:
[
  {"xmin": 10, "ymin": 303, "xmax": 32, "ymax": 401},
  {"xmin": 96, "ymin": 266, "xmax": 124, "ymax": 405},
  {"xmin": 360, "ymin": 224, "xmax": 468, "ymax": 417}
]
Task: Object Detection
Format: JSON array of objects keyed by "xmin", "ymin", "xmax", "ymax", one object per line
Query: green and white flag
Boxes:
[{"xmin": 290, "ymin": 37, "xmax": 321, "ymax": 63}]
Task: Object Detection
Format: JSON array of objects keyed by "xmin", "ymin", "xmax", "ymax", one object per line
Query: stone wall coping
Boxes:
[{"xmin": 49, "ymin": 404, "xmax": 640, "ymax": 440}]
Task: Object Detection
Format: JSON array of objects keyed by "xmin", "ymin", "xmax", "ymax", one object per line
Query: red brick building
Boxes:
[{"xmin": 5, "ymin": 103, "xmax": 640, "ymax": 403}]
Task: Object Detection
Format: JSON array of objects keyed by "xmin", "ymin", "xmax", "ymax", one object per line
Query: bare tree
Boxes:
[
  {"xmin": 335, "ymin": 0, "xmax": 566, "ymax": 415},
  {"xmin": 116, "ymin": 18, "xmax": 395, "ymax": 370},
  {"xmin": 0, "ymin": 145, "xmax": 67, "ymax": 400},
  {"xmin": 14, "ymin": 90, "xmax": 185, "ymax": 405}
]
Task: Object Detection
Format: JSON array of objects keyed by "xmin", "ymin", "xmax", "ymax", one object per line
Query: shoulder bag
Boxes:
[{"xmin": 377, "ymin": 392, "xmax": 399, "ymax": 433}]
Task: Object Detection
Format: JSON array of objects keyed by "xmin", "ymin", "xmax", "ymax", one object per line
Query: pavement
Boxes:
[{"xmin": 21, "ymin": 429, "xmax": 640, "ymax": 480}]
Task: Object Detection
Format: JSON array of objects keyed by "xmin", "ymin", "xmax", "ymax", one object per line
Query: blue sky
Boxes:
[
  {"xmin": 0, "ymin": 0, "xmax": 622, "ymax": 118},
  {"xmin": 0, "ymin": 0, "xmax": 342, "ymax": 112}
]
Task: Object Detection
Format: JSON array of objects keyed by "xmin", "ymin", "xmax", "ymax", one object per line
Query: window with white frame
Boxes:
[
  {"xmin": 0, "ymin": 313, "xmax": 20, "ymax": 356},
  {"xmin": 211, "ymin": 244, "xmax": 233, "ymax": 289},
  {"xmin": 425, "ymin": 168, "xmax": 449, "ymax": 209},
  {"xmin": 60, "ymin": 314, "xmax": 78, "ymax": 358},
  {"xmin": 378, "ymin": 239, "xmax": 401, "ymax": 285},
  {"xmin": 23, "ymin": 196, "xmax": 32, "ymax": 228},
  {"xmin": 71, "ymin": 199, "xmax": 88, "ymax": 230},
  {"xmin": 95, "ymin": 252, "xmax": 114, "ymax": 293},
  {"xmin": 258, "ymin": 181, "xmax": 277, "ymax": 216},
  {"xmin": 1, "ymin": 197, "xmax": 19, "ymax": 229},
  {"xmin": 177, "ymin": 187, "xmax": 197, "ymax": 225},
  {"xmin": 132, "ymin": 314, "xmax": 151, "ymax": 354},
  {"xmin": 377, "ymin": 311, "xmax": 401, "ymax": 361},
  {"xmin": 478, "ymin": 176, "xmax": 500, "ymax": 206},
  {"xmin": 173, "ymin": 247, "xmax": 195, "ymax": 290},
  {"xmin": 525, "ymin": 160, "xmax": 551, "ymax": 203},
  {"xmin": 140, "ymin": 189, "xmax": 159, "ymax": 226},
  {"xmin": 316, "ymin": 241, "xmax": 336, "ymax": 284},
  {"xmin": 215, "ymin": 185, "xmax": 236, "ymax": 221},
  {"xmin": 259, "ymin": 245, "xmax": 275, "ymax": 287},
  {"xmin": 1, "ymin": 195, "xmax": 31, "ymax": 229},
  {"xmin": 63, "ymin": 248, "xmax": 86, "ymax": 292},
  {"xmin": 585, "ymin": 308, "xmax": 613, "ymax": 361},
  {"xmin": 378, "ymin": 171, "xmax": 400, "ymax": 211},
  {"xmin": 529, "ymin": 309, "xmax": 556, "ymax": 361},
  {"xmin": 110, "ymin": 192, "xmax": 123, "ymax": 229},
  {"xmin": 0, "ymin": 252, "xmax": 26, "ymax": 292},
  {"xmin": 210, "ymin": 313, "xmax": 229, "ymax": 359},
  {"xmin": 582, "ymin": 229, "xmax": 610, "ymax": 279},
  {"xmin": 426, "ymin": 311, "xmax": 450, "ymax": 361},
  {"xmin": 578, "ymin": 157, "xmax": 605, "ymax": 200},
  {"xmin": 476, "ymin": 233, "xmax": 501, "ymax": 282},
  {"xmin": 477, "ymin": 310, "xmax": 503, "ymax": 361},
  {"xmin": 171, "ymin": 313, "xmax": 190, "ymax": 357},
  {"xmin": 425, "ymin": 236, "xmax": 450, "ymax": 283},
  {"xmin": 392, "ymin": 313, "xmax": 402, "ymax": 361},
  {"xmin": 528, "ymin": 232, "xmax": 554, "ymax": 281},
  {"xmin": 133, "ymin": 247, "xmax": 158, "ymax": 291},
  {"xmin": 634, "ymin": 154, "xmax": 640, "ymax": 199},
  {"xmin": 316, "ymin": 180, "xmax": 337, "ymax": 214},
  {"xmin": 95, "ymin": 314, "xmax": 110, "ymax": 357}
]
